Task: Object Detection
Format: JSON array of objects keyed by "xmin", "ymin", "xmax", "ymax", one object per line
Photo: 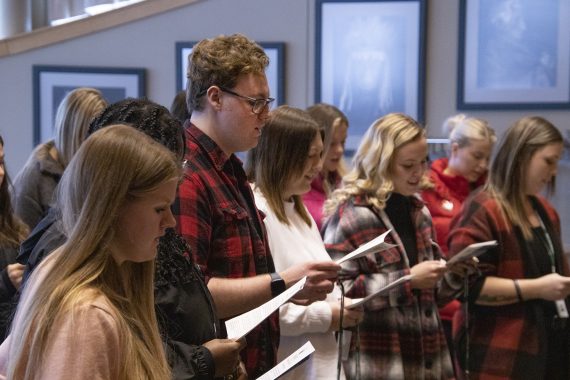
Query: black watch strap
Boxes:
[{"xmin": 269, "ymin": 272, "xmax": 286, "ymax": 297}]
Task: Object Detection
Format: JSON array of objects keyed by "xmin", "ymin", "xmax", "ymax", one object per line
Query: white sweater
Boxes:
[{"xmin": 254, "ymin": 187, "xmax": 344, "ymax": 380}]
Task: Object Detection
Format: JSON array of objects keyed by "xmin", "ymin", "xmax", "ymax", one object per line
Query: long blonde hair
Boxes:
[
  {"xmin": 53, "ymin": 87, "xmax": 107, "ymax": 167},
  {"xmin": 7, "ymin": 125, "xmax": 180, "ymax": 380},
  {"xmin": 325, "ymin": 113, "xmax": 426, "ymax": 216},
  {"xmin": 486, "ymin": 116, "xmax": 562, "ymax": 239}
]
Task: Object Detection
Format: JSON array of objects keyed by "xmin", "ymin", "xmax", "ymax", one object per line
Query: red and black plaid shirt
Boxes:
[
  {"xmin": 174, "ymin": 123, "xmax": 279, "ymax": 378},
  {"xmin": 448, "ymin": 191, "xmax": 570, "ymax": 379}
]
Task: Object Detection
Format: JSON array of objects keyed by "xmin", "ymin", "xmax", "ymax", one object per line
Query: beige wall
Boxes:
[{"xmin": 1, "ymin": 0, "xmax": 569, "ymax": 240}]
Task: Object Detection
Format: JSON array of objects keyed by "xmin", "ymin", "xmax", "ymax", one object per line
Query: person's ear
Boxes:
[
  {"xmin": 205, "ymin": 86, "xmax": 223, "ymax": 111},
  {"xmin": 450, "ymin": 142, "xmax": 460, "ymax": 158}
]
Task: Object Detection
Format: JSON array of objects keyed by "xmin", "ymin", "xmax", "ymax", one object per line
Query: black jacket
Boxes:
[{"xmin": 0, "ymin": 243, "xmax": 18, "ymax": 339}]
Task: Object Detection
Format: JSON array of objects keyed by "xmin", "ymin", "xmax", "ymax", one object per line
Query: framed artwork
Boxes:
[
  {"xmin": 175, "ymin": 41, "xmax": 285, "ymax": 107},
  {"xmin": 457, "ymin": 0, "xmax": 570, "ymax": 110},
  {"xmin": 33, "ymin": 65, "xmax": 145, "ymax": 145},
  {"xmin": 315, "ymin": 0, "xmax": 426, "ymax": 152}
]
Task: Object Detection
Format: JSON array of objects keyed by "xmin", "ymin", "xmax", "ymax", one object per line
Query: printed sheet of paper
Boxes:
[
  {"xmin": 336, "ymin": 230, "xmax": 397, "ymax": 265},
  {"xmin": 345, "ymin": 274, "xmax": 414, "ymax": 309},
  {"xmin": 256, "ymin": 341, "xmax": 315, "ymax": 380},
  {"xmin": 225, "ymin": 277, "xmax": 307, "ymax": 340},
  {"xmin": 446, "ymin": 240, "xmax": 497, "ymax": 266}
]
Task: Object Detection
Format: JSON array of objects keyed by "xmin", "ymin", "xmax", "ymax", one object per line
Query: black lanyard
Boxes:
[{"xmin": 537, "ymin": 214, "xmax": 557, "ymax": 274}]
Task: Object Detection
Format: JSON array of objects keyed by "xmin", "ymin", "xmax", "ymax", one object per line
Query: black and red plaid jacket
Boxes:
[
  {"xmin": 448, "ymin": 191, "xmax": 570, "ymax": 379},
  {"xmin": 174, "ymin": 123, "xmax": 279, "ymax": 378},
  {"xmin": 323, "ymin": 194, "xmax": 456, "ymax": 379}
]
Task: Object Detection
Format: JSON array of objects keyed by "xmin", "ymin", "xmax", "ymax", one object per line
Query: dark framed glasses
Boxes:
[{"xmin": 218, "ymin": 87, "xmax": 275, "ymax": 115}]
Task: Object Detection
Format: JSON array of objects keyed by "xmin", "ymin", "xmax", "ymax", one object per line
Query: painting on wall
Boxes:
[
  {"xmin": 176, "ymin": 41, "xmax": 285, "ymax": 107},
  {"xmin": 315, "ymin": 0, "xmax": 426, "ymax": 153},
  {"xmin": 457, "ymin": 0, "xmax": 570, "ymax": 110},
  {"xmin": 33, "ymin": 65, "xmax": 145, "ymax": 145}
]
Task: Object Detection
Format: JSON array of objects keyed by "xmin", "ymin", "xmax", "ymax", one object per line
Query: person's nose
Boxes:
[
  {"xmin": 315, "ymin": 157, "xmax": 323, "ymax": 173},
  {"xmin": 336, "ymin": 143, "xmax": 344, "ymax": 156},
  {"xmin": 162, "ymin": 208, "xmax": 177, "ymax": 230},
  {"xmin": 551, "ymin": 163, "xmax": 558, "ymax": 178}
]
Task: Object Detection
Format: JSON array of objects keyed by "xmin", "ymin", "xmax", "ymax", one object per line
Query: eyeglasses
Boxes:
[{"xmin": 218, "ymin": 87, "xmax": 275, "ymax": 115}]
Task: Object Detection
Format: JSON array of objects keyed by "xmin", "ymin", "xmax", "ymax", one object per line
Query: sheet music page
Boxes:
[
  {"xmin": 345, "ymin": 274, "xmax": 414, "ymax": 309},
  {"xmin": 446, "ymin": 240, "xmax": 497, "ymax": 266},
  {"xmin": 225, "ymin": 277, "xmax": 307, "ymax": 339},
  {"xmin": 256, "ymin": 341, "xmax": 315, "ymax": 380},
  {"xmin": 336, "ymin": 230, "xmax": 397, "ymax": 265}
]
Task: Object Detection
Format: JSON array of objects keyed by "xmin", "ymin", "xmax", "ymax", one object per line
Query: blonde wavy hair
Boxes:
[
  {"xmin": 324, "ymin": 113, "xmax": 426, "ymax": 216},
  {"xmin": 7, "ymin": 125, "xmax": 181, "ymax": 380}
]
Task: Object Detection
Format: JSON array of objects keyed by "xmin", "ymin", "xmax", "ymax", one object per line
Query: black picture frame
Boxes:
[
  {"xmin": 33, "ymin": 65, "xmax": 146, "ymax": 145},
  {"xmin": 175, "ymin": 41, "xmax": 285, "ymax": 107},
  {"xmin": 457, "ymin": 0, "xmax": 570, "ymax": 110},
  {"xmin": 315, "ymin": 0, "xmax": 427, "ymax": 152}
]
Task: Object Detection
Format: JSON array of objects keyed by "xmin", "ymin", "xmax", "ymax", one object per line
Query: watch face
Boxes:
[{"xmin": 270, "ymin": 273, "xmax": 286, "ymax": 296}]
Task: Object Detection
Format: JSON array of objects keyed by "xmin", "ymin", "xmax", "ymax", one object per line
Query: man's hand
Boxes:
[{"xmin": 280, "ymin": 261, "xmax": 340, "ymax": 302}]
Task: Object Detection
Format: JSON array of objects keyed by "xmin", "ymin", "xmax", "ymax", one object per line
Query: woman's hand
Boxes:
[
  {"xmin": 529, "ymin": 273, "xmax": 570, "ymax": 301},
  {"xmin": 203, "ymin": 338, "xmax": 246, "ymax": 377},
  {"xmin": 410, "ymin": 260, "xmax": 447, "ymax": 289},
  {"xmin": 446, "ymin": 256, "xmax": 480, "ymax": 277},
  {"xmin": 7, "ymin": 263, "xmax": 25, "ymax": 290},
  {"xmin": 329, "ymin": 298, "xmax": 364, "ymax": 331}
]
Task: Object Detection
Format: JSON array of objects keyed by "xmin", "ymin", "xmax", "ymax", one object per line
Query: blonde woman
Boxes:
[
  {"xmin": 421, "ymin": 114, "xmax": 496, "ymax": 362},
  {"xmin": 0, "ymin": 125, "xmax": 179, "ymax": 379},
  {"xmin": 249, "ymin": 106, "xmax": 363, "ymax": 380},
  {"xmin": 447, "ymin": 116, "xmax": 570, "ymax": 379},
  {"xmin": 13, "ymin": 87, "xmax": 107, "ymax": 229},
  {"xmin": 303, "ymin": 103, "xmax": 349, "ymax": 230},
  {"xmin": 323, "ymin": 113, "xmax": 466, "ymax": 379}
]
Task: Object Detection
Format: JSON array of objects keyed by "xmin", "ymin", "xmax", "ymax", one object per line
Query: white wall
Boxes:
[{"xmin": 1, "ymin": 0, "xmax": 569, "ymax": 240}]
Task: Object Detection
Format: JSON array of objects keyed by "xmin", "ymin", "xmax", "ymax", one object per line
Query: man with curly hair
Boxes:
[{"xmin": 175, "ymin": 34, "xmax": 340, "ymax": 378}]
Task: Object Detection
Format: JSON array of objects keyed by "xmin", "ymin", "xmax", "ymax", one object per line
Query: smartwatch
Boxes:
[{"xmin": 269, "ymin": 272, "xmax": 286, "ymax": 297}]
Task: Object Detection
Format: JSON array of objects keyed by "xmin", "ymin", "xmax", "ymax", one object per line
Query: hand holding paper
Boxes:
[{"xmin": 446, "ymin": 240, "xmax": 497, "ymax": 266}]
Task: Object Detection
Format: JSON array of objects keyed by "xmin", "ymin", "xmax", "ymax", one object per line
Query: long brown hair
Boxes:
[
  {"xmin": 252, "ymin": 106, "xmax": 321, "ymax": 226},
  {"xmin": 307, "ymin": 103, "xmax": 349, "ymax": 195},
  {"xmin": 486, "ymin": 116, "xmax": 562, "ymax": 239},
  {"xmin": 0, "ymin": 135, "xmax": 28, "ymax": 247}
]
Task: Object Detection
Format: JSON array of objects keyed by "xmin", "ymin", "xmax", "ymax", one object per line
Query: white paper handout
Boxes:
[
  {"xmin": 225, "ymin": 276, "xmax": 307, "ymax": 340},
  {"xmin": 256, "ymin": 341, "xmax": 315, "ymax": 380},
  {"xmin": 446, "ymin": 240, "xmax": 497, "ymax": 266},
  {"xmin": 345, "ymin": 274, "xmax": 414, "ymax": 309},
  {"xmin": 336, "ymin": 230, "xmax": 397, "ymax": 265}
]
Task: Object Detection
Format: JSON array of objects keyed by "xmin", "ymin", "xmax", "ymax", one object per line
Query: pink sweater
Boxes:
[{"xmin": 0, "ymin": 256, "xmax": 121, "ymax": 379}]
